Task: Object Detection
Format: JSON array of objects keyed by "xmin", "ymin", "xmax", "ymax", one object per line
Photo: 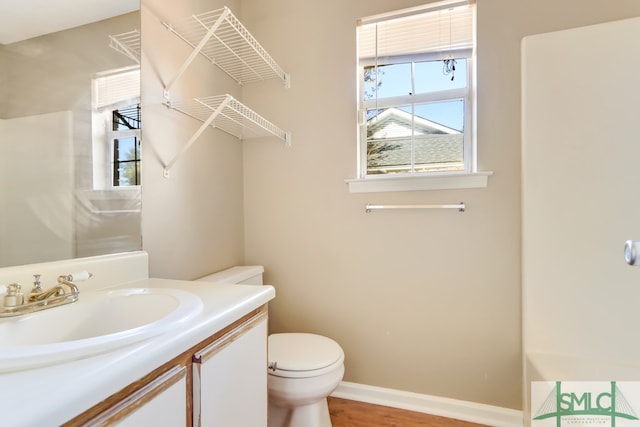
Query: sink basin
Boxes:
[{"xmin": 0, "ymin": 288, "xmax": 203, "ymax": 372}]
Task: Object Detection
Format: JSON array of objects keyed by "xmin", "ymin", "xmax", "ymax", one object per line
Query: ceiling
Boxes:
[{"xmin": 0, "ymin": 0, "xmax": 139, "ymax": 45}]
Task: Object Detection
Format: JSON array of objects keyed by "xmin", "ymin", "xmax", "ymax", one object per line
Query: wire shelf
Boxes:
[
  {"xmin": 163, "ymin": 7, "xmax": 290, "ymax": 89},
  {"xmin": 109, "ymin": 30, "xmax": 141, "ymax": 64},
  {"xmin": 163, "ymin": 94, "xmax": 291, "ymax": 176},
  {"xmin": 160, "ymin": 6, "xmax": 291, "ymax": 177},
  {"xmin": 170, "ymin": 94, "xmax": 290, "ymax": 142}
]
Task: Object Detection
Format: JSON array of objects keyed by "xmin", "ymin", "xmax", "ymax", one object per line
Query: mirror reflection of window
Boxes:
[{"xmin": 92, "ymin": 66, "xmax": 141, "ymax": 189}]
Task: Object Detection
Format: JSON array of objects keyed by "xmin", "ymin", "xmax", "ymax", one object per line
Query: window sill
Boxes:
[{"xmin": 345, "ymin": 171, "xmax": 493, "ymax": 193}]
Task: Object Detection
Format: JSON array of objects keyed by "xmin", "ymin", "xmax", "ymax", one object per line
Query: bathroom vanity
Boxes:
[
  {"xmin": 69, "ymin": 300, "xmax": 268, "ymax": 426},
  {"xmin": 0, "ymin": 252, "xmax": 275, "ymax": 426}
]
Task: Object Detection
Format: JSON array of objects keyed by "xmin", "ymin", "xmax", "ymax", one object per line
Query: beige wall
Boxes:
[
  {"xmin": 237, "ymin": 0, "xmax": 640, "ymax": 410},
  {"xmin": 141, "ymin": 0, "xmax": 245, "ymax": 279},
  {"xmin": 139, "ymin": 0, "xmax": 640, "ymax": 410}
]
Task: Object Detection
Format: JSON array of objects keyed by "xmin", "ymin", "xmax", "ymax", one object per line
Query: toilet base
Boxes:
[{"xmin": 268, "ymin": 398, "xmax": 332, "ymax": 427}]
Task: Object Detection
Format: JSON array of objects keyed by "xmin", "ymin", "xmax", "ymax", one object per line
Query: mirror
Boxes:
[{"xmin": 0, "ymin": 1, "xmax": 141, "ymax": 268}]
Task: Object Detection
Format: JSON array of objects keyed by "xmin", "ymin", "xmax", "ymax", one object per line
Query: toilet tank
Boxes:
[{"xmin": 197, "ymin": 266, "xmax": 264, "ymax": 285}]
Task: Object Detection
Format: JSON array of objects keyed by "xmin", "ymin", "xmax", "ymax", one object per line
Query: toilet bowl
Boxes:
[
  {"xmin": 197, "ymin": 266, "xmax": 345, "ymax": 427},
  {"xmin": 268, "ymin": 333, "xmax": 344, "ymax": 427}
]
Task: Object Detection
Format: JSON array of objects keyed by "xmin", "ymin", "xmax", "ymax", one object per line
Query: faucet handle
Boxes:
[
  {"xmin": 32, "ymin": 274, "xmax": 43, "ymax": 292},
  {"xmin": 4, "ymin": 283, "xmax": 24, "ymax": 307},
  {"xmin": 58, "ymin": 271, "xmax": 92, "ymax": 283}
]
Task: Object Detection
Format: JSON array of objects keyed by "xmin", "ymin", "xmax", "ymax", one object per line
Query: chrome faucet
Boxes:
[{"xmin": 1, "ymin": 271, "xmax": 90, "ymax": 317}]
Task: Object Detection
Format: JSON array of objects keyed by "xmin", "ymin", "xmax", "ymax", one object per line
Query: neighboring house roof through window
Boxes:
[{"xmin": 367, "ymin": 107, "xmax": 463, "ymax": 172}]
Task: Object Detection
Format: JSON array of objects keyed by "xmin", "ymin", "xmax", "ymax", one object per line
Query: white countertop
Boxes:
[{"xmin": 0, "ymin": 278, "xmax": 275, "ymax": 427}]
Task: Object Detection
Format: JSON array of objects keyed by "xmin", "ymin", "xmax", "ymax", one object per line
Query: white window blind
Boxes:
[
  {"xmin": 94, "ymin": 67, "xmax": 140, "ymax": 110},
  {"xmin": 358, "ymin": 0, "xmax": 475, "ymax": 66}
]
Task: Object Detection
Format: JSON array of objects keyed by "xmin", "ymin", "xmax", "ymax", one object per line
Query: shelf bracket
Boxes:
[{"xmin": 163, "ymin": 96, "xmax": 232, "ymax": 177}]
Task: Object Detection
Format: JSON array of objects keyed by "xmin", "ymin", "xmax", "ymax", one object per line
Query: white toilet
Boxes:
[{"xmin": 197, "ymin": 266, "xmax": 345, "ymax": 427}]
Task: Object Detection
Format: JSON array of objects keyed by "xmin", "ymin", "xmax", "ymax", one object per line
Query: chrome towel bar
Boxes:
[{"xmin": 365, "ymin": 202, "xmax": 465, "ymax": 213}]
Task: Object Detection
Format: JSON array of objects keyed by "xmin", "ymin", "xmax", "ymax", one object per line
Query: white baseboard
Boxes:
[{"xmin": 330, "ymin": 381, "xmax": 523, "ymax": 427}]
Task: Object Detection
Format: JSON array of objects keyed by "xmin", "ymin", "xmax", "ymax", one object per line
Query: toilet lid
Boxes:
[{"xmin": 268, "ymin": 333, "xmax": 343, "ymax": 374}]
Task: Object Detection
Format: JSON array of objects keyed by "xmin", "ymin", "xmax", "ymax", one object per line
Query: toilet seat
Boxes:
[{"xmin": 268, "ymin": 333, "xmax": 344, "ymax": 378}]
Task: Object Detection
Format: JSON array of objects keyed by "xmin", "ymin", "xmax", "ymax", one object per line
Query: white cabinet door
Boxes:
[
  {"xmin": 89, "ymin": 366, "xmax": 188, "ymax": 427},
  {"xmin": 193, "ymin": 314, "xmax": 268, "ymax": 427}
]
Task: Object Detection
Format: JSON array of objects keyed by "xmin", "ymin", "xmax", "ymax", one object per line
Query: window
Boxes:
[
  {"xmin": 92, "ymin": 67, "xmax": 141, "ymax": 188},
  {"xmin": 351, "ymin": 0, "xmax": 487, "ymax": 192}
]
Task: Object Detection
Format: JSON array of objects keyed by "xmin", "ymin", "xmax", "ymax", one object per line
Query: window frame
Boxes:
[{"xmin": 349, "ymin": 0, "xmax": 490, "ymax": 193}]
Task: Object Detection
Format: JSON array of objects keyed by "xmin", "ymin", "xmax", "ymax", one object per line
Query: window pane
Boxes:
[
  {"xmin": 113, "ymin": 137, "xmax": 140, "ymax": 186},
  {"xmin": 366, "ymin": 100, "xmax": 464, "ymax": 174},
  {"xmin": 116, "ymin": 137, "xmax": 137, "ymax": 161},
  {"xmin": 117, "ymin": 162, "xmax": 139, "ymax": 186},
  {"xmin": 366, "ymin": 107, "xmax": 412, "ymax": 173},
  {"xmin": 364, "ymin": 63, "xmax": 411, "ymax": 100},
  {"xmin": 413, "ymin": 100, "xmax": 464, "ymax": 172},
  {"xmin": 414, "ymin": 59, "xmax": 467, "ymax": 94},
  {"xmin": 413, "ymin": 99, "xmax": 464, "ymax": 132},
  {"xmin": 112, "ymin": 104, "xmax": 141, "ymax": 131}
]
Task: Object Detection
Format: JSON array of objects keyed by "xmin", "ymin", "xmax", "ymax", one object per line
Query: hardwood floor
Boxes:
[{"xmin": 328, "ymin": 397, "xmax": 489, "ymax": 427}]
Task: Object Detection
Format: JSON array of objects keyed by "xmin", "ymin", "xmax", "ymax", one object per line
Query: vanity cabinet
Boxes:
[
  {"xmin": 96, "ymin": 367, "xmax": 188, "ymax": 426},
  {"xmin": 193, "ymin": 312, "xmax": 267, "ymax": 426},
  {"xmin": 66, "ymin": 306, "xmax": 268, "ymax": 427},
  {"xmin": 117, "ymin": 369, "xmax": 187, "ymax": 426}
]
